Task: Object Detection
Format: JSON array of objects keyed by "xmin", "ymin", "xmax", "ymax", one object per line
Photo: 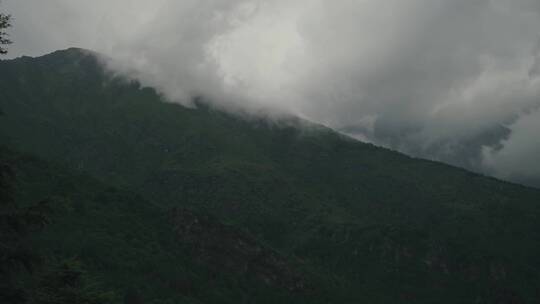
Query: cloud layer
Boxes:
[{"xmin": 4, "ymin": 0, "xmax": 540, "ymax": 185}]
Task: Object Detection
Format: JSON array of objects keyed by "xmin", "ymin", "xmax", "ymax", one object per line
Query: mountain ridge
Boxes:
[
  {"xmin": 1, "ymin": 47, "xmax": 533, "ymax": 189},
  {"xmin": 2, "ymin": 48, "xmax": 540, "ymax": 303}
]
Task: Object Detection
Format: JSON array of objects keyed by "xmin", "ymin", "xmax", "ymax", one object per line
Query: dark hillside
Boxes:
[
  {"xmin": 1, "ymin": 48, "xmax": 540, "ymax": 303},
  {"xmin": 0, "ymin": 147, "xmax": 326, "ymax": 303}
]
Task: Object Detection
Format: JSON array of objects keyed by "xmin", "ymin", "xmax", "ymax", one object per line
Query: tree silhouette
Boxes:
[{"xmin": 0, "ymin": 11, "xmax": 11, "ymax": 54}]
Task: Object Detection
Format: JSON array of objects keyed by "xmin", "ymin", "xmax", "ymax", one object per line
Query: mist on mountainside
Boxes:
[
  {"xmin": 2, "ymin": 49, "xmax": 540, "ymax": 303},
  {"xmin": 4, "ymin": 1, "xmax": 540, "ymax": 303},
  {"xmin": 4, "ymin": 0, "xmax": 540, "ymax": 187}
]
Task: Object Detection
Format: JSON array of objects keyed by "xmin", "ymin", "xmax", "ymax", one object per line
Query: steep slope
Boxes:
[
  {"xmin": 1, "ymin": 48, "xmax": 540, "ymax": 303},
  {"xmin": 1, "ymin": 146, "xmax": 326, "ymax": 303}
]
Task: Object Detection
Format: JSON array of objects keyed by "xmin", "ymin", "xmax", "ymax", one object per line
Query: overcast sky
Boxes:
[{"xmin": 2, "ymin": 0, "xmax": 540, "ymax": 186}]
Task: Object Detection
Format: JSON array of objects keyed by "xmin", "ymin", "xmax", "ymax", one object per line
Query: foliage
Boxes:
[
  {"xmin": 0, "ymin": 157, "xmax": 49, "ymax": 303},
  {"xmin": 1, "ymin": 148, "xmax": 110, "ymax": 304},
  {"xmin": 29, "ymin": 258, "xmax": 115, "ymax": 304},
  {"xmin": 1, "ymin": 147, "xmax": 323, "ymax": 303},
  {"xmin": 0, "ymin": 11, "xmax": 11, "ymax": 54}
]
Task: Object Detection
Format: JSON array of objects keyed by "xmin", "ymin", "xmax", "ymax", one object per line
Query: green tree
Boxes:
[{"xmin": 0, "ymin": 11, "xmax": 11, "ymax": 54}]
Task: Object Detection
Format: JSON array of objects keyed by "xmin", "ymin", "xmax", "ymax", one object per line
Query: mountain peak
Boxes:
[{"xmin": 37, "ymin": 47, "xmax": 99, "ymax": 64}]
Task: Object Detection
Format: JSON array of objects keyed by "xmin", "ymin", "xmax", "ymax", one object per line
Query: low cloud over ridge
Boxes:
[{"xmin": 4, "ymin": 0, "xmax": 540, "ymax": 186}]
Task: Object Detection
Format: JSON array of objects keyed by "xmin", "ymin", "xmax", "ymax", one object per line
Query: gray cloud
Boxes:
[
  {"xmin": 3, "ymin": 0, "xmax": 540, "ymax": 185},
  {"xmin": 483, "ymin": 108, "xmax": 540, "ymax": 187}
]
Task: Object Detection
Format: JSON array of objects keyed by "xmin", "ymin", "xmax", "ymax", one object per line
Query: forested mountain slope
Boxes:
[
  {"xmin": 1, "ymin": 48, "xmax": 540, "ymax": 303},
  {"xmin": 1, "ymin": 147, "xmax": 328, "ymax": 303}
]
